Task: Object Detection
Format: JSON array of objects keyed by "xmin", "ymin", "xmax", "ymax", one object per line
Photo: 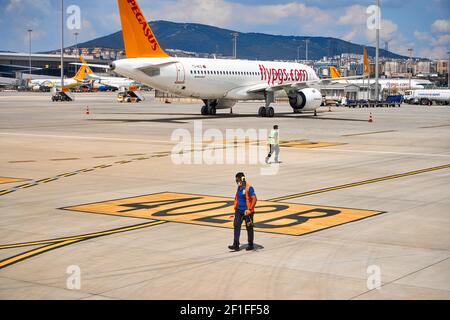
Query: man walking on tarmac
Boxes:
[
  {"xmin": 229, "ymin": 172, "xmax": 257, "ymax": 252},
  {"xmin": 265, "ymin": 125, "xmax": 280, "ymax": 164}
]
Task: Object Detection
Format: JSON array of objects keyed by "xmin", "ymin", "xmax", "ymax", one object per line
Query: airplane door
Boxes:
[{"xmin": 175, "ymin": 63, "xmax": 185, "ymax": 84}]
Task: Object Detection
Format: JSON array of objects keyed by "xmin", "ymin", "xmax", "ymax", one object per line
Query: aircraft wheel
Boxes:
[
  {"xmin": 266, "ymin": 107, "xmax": 275, "ymax": 118},
  {"xmin": 258, "ymin": 106, "xmax": 266, "ymax": 117},
  {"xmin": 208, "ymin": 106, "xmax": 216, "ymax": 115},
  {"xmin": 201, "ymin": 105, "xmax": 208, "ymax": 115}
]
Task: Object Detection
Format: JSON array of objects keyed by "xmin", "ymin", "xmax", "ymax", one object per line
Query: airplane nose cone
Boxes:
[{"xmin": 109, "ymin": 62, "xmax": 116, "ymax": 71}]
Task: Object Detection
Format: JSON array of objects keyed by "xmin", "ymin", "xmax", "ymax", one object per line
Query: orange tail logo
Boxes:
[
  {"xmin": 118, "ymin": 0, "xmax": 169, "ymax": 58},
  {"xmin": 330, "ymin": 66, "xmax": 341, "ymax": 79},
  {"xmin": 363, "ymin": 47, "xmax": 369, "ymax": 75},
  {"xmin": 80, "ymin": 56, "xmax": 93, "ymax": 75}
]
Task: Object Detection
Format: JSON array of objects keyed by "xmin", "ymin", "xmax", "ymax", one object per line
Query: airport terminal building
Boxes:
[{"xmin": 0, "ymin": 52, "xmax": 107, "ymax": 84}]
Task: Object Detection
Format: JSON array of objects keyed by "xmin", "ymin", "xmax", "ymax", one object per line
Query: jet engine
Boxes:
[{"xmin": 288, "ymin": 88, "xmax": 322, "ymax": 111}]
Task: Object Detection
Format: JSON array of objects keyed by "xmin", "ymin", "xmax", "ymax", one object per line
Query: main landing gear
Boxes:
[
  {"xmin": 201, "ymin": 100, "xmax": 216, "ymax": 115},
  {"xmin": 258, "ymin": 106, "xmax": 275, "ymax": 117},
  {"xmin": 258, "ymin": 91, "xmax": 275, "ymax": 118}
]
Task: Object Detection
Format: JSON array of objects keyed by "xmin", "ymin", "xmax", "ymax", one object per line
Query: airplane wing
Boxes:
[
  {"xmin": 71, "ymin": 63, "xmax": 111, "ymax": 69},
  {"xmin": 0, "ymin": 64, "xmax": 43, "ymax": 71},
  {"xmin": 71, "ymin": 61, "xmax": 179, "ymax": 71},
  {"xmin": 247, "ymin": 74, "xmax": 368, "ymax": 94}
]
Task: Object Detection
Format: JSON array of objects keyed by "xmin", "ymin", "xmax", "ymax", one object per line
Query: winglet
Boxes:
[
  {"xmin": 117, "ymin": 0, "xmax": 169, "ymax": 58},
  {"xmin": 330, "ymin": 66, "xmax": 341, "ymax": 79},
  {"xmin": 363, "ymin": 47, "xmax": 369, "ymax": 75}
]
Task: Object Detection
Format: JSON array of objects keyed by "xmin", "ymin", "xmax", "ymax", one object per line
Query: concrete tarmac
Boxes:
[{"xmin": 0, "ymin": 92, "xmax": 449, "ymax": 299}]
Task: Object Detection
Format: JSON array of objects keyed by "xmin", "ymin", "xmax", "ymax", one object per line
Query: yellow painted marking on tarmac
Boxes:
[
  {"xmin": 134, "ymin": 157, "xmax": 150, "ymax": 160},
  {"xmin": 17, "ymin": 183, "xmax": 37, "ymax": 189},
  {"xmin": 279, "ymin": 140, "xmax": 346, "ymax": 149},
  {"xmin": 0, "ymin": 220, "xmax": 167, "ymax": 250},
  {"xmin": 0, "ymin": 221, "xmax": 167, "ymax": 269},
  {"xmin": 8, "ymin": 160, "xmax": 37, "ymax": 164},
  {"xmin": 419, "ymin": 124, "xmax": 450, "ymax": 129},
  {"xmin": 0, "ymin": 177, "xmax": 27, "ymax": 184},
  {"xmin": 203, "ymin": 139, "xmax": 261, "ymax": 145},
  {"xmin": 342, "ymin": 130, "xmax": 397, "ymax": 137},
  {"xmin": 268, "ymin": 164, "xmax": 450, "ymax": 202},
  {"xmin": 50, "ymin": 158, "xmax": 80, "ymax": 161},
  {"xmin": 0, "ymin": 190, "xmax": 14, "ymax": 196},
  {"xmin": 93, "ymin": 155, "xmax": 116, "ymax": 159},
  {"xmin": 62, "ymin": 192, "xmax": 383, "ymax": 236},
  {"xmin": 116, "ymin": 160, "xmax": 132, "ymax": 164},
  {"xmin": 0, "ymin": 239, "xmax": 82, "ymax": 269}
]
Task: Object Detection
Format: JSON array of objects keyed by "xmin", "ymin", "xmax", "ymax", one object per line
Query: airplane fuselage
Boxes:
[
  {"xmin": 337, "ymin": 78, "xmax": 433, "ymax": 90},
  {"xmin": 112, "ymin": 57, "xmax": 319, "ymax": 102}
]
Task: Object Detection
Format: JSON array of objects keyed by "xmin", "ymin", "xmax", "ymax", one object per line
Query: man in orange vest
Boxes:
[{"xmin": 229, "ymin": 172, "xmax": 257, "ymax": 252}]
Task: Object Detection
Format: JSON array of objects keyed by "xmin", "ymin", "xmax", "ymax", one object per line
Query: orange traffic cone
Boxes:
[
  {"xmin": 368, "ymin": 112, "xmax": 373, "ymax": 123},
  {"xmin": 86, "ymin": 106, "xmax": 90, "ymax": 115}
]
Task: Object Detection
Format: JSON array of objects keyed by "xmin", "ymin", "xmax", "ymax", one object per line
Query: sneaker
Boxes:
[
  {"xmin": 246, "ymin": 245, "xmax": 255, "ymax": 251},
  {"xmin": 228, "ymin": 245, "xmax": 240, "ymax": 251}
]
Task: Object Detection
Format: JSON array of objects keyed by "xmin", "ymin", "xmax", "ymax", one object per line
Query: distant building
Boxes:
[
  {"xmin": 435, "ymin": 60, "xmax": 449, "ymax": 75},
  {"xmin": 0, "ymin": 52, "xmax": 104, "ymax": 80}
]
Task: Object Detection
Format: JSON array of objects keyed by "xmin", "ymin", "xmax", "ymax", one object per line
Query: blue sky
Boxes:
[{"xmin": 1, "ymin": 0, "xmax": 449, "ymax": 58}]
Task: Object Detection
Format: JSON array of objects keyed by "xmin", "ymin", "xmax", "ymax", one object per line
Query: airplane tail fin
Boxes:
[
  {"xmin": 330, "ymin": 66, "xmax": 342, "ymax": 79},
  {"xmin": 117, "ymin": 0, "xmax": 169, "ymax": 58},
  {"xmin": 363, "ymin": 47, "xmax": 369, "ymax": 75},
  {"xmin": 72, "ymin": 64, "xmax": 87, "ymax": 82},
  {"xmin": 80, "ymin": 56, "xmax": 94, "ymax": 75}
]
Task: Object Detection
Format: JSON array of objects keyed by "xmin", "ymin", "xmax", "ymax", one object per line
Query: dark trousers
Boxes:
[{"xmin": 233, "ymin": 209, "xmax": 254, "ymax": 246}]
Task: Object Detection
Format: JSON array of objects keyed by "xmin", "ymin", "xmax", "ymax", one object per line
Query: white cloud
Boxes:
[
  {"xmin": 431, "ymin": 19, "xmax": 450, "ymax": 33},
  {"xmin": 145, "ymin": 0, "xmax": 331, "ymax": 34},
  {"xmin": 418, "ymin": 46, "xmax": 449, "ymax": 59},
  {"xmin": 337, "ymin": 4, "xmax": 399, "ymax": 46},
  {"xmin": 414, "ymin": 30, "xmax": 429, "ymax": 41},
  {"xmin": 431, "ymin": 34, "xmax": 450, "ymax": 46}
]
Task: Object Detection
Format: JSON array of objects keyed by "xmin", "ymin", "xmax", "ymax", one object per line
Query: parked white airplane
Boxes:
[
  {"xmin": 76, "ymin": 56, "xmax": 138, "ymax": 91},
  {"xmin": 111, "ymin": 0, "xmax": 365, "ymax": 117},
  {"xmin": 28, "ymin": 64, "xmax": 88, "ymax": 91},
  {"xmin": 329, "ymin": 52, "xmax": 433, "ymax": 91},
  {"xmin": 336, "ymin": 78, "xmax": 433, "ymax": 91}
]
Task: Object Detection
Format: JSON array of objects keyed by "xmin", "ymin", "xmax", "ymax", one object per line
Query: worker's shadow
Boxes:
[{"xmin": 231, "ymin": 243, "xmax": 264, "ymax": 252}]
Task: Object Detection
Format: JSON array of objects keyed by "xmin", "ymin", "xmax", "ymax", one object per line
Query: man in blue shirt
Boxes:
[{"xmin": 229, "ymin": 172, "xmax": 257, "ymax": 252}]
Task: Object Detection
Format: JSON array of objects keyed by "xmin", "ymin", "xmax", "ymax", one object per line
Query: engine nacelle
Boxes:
[{"xmin": 288, "ymin": 88, "xmax": 322, "ymax": 111}]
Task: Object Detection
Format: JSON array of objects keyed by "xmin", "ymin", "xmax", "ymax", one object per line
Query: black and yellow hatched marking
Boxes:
[
  {"xmin": 62, "ymin": 192, "xmax": 384, "ymax": 236},
  {"xmin": 0, "ymin": 221, "xmax": 167, "ymax": 269},
  {"xmin": 278, "ymin": 140, "xmax": 346, "ymax": 148},
  {"xmin": 0, "ymin": 177, "xmax": 28, "ymax": 184}
]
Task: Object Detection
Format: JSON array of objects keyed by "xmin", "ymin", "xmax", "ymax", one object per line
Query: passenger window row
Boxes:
[{"xmin": 190, "ymin": 70, "xmax": 261, "ymax": 76}]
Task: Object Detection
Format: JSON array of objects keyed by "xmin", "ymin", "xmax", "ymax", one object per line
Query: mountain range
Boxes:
[{"xmin": 76, "ymin": 20, "xmax": 407, "ymax": 60}]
